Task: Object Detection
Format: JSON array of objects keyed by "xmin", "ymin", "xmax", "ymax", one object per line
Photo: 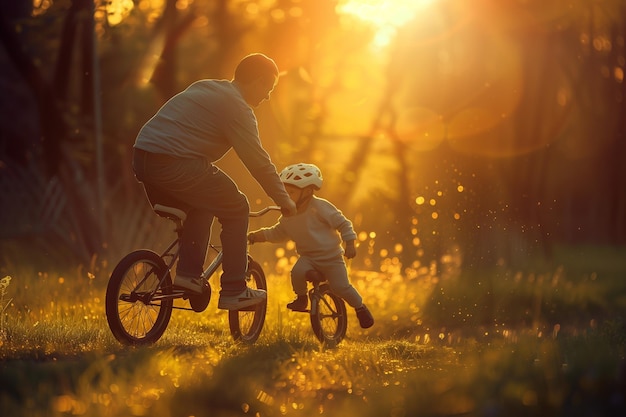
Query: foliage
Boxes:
[
  {"xmin": 2, "ymin": 4, "xmax": 625, "ymax": 415},
  {"xmin": 2, "ymin": 0, "xmax": 626, "ymax": 267},
  {"xmin": 0, "ymin": 276, "xmax": 12, "ymax": 343},
  {"xmin": 1, "ymin": 245, "xmax": 625, "ymax": 416}
]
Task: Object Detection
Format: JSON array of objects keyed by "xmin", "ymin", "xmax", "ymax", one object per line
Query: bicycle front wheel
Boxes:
[
  {"xmin": 105, "ymin": 250, "xmax": 173, "ymax": 345},
  {"xmin": 310, "ymin": 284, "xmax": 347, "ymax": 348},
  {"xmin": 228, "ymin": 257, "xmax": 267, "ymax": 344}
]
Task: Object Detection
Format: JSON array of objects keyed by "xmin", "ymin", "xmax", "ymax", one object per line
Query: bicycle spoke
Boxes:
[
  {"xmin": 310, "ymin": 287, "xmax": 347, "ymax": 347},
  {"xmin": 106, "ymin": 250, "xmax": 173, "ymax": 345},
  {"xmin": 228, "ymin": 258, "xmax": 267, "ymax": 344}
]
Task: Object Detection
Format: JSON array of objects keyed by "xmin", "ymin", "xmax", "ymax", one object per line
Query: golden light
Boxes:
[
  {"xmin": 32, "ymin": 0, "xmax": 53, "ymax": 16},
  {"xmin": 105, "ymin": 0, "xmax": 134, "ymax": 26},
  {"xmin": 336, "ymin": 0, "xmax": 438, "ymax": 48}
]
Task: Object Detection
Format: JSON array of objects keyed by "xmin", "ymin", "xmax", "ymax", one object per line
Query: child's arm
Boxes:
[
  {"xmin": 248, "ymin": 230, "xmax": 267, "ymax": 243},
  {"xmin": 314, "ymin": 198, "xmax": 358, "ymax": 258},
  {"xmin": 344, "ymin": 239, "xmax": 356, "ymax": 259},
  {"xmin": 315, "ymin": 199, "xmax": 357, "ymax": 241},
  {"xmin": 248, "ymin": 223, "xmax": 291, "ymax": 244}
]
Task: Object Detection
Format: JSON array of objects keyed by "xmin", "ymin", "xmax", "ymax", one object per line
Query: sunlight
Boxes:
[
  {"xmin": 31, "ymin": 0, "xmax": 53, "ymax": 16},
  {"xmin": 105, "ymin": 0, "xmax": 135, "ymax": 26},
  {"xmin": 336, "ymin": 0, "xmax": 437, "ymax": 47}
]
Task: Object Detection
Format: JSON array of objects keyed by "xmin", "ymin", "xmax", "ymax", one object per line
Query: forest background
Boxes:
[
  {"xmin": 0, "ymin": 0, "xmax": 625, "ymax": 290},
  {"xmin": 1, "ymin": 2, "xmax": 626, "ymax": 416}
]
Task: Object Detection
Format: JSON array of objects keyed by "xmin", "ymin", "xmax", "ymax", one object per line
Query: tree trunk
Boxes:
[{"xmin": 0, "ymin": 12, "xmax": 65, "ymax": 176}]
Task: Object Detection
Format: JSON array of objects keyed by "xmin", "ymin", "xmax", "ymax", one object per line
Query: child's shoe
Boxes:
[
  {"xmin": 355, "ymin": 304, "xmax": 374, "ymax": 328},
  {"xmin": 287, "ymin": 295, "xmax": 308, "ymax": 312}
]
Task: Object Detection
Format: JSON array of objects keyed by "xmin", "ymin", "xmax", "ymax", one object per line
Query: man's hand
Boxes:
[
  {"xmin": 248, "ymin": 231, "xmax": 266, "ymax": 244},
  {"xmin": 281, "ymin": 199, "xmax": 297, "ymax": 217},
  {"xmin": 344, "ymin": 240, "xmax": 356, "ymax": 259}
]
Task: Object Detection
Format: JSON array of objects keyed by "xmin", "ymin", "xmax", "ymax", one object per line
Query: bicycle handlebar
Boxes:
[{"xmin": 249, "ymin": 205, "xmax": 281, "ymax": 217}]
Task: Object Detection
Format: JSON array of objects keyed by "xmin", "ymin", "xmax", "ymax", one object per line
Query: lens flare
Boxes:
[{"xmin": 337, "ymin": 0, "xmax": 438, "ymax": 47}]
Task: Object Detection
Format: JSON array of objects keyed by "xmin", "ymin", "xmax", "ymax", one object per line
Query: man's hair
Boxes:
[{"xmin": 234, "ymin": 53, "xmax": 279, "ymax": 84}]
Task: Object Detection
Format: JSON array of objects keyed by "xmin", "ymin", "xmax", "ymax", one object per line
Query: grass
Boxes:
[{"xmin": 1, "ymin": 244, "xmax": 625, "ymax": 416}]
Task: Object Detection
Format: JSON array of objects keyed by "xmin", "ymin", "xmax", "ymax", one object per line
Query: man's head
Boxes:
[{"xmin": 233, "ymin": 53, "xmax": 279, "ymax": 107}]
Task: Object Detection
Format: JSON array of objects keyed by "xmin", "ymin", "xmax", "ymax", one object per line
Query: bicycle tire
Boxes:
[
  {"xmin": 228, "ymin": 257, "xmax": 267, "ymax": 344},
  {"xmin": 105, "ymin": 250, "xmax": 173, "ymax": 345},
  {"xmin": 310, "ymin": 284, "xmax": 347, "ymax": 348}
]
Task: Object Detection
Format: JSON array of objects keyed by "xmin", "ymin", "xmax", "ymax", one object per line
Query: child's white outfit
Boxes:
[{"xmin": 255, "ymin": 196, "xmax": 363, "ymax": 308}]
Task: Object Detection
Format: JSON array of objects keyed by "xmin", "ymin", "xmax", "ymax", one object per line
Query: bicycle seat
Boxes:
[{"xmin": 153, "ymin": 204, "xmax": 187, "ymax": 222}]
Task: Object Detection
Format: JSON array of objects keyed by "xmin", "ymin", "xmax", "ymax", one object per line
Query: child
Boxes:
[{"xmin": 248, "ymin": 163, "xmax": 374, "ymax": 329}]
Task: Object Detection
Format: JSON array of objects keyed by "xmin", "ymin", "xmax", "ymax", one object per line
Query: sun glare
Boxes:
[
  {"xmin": 105, "ymin": 0, "xmax": 135, "ymax": 26},
  {"xmin": 336, "ymin": 0, "xmax": 437, "ymax": 47}
]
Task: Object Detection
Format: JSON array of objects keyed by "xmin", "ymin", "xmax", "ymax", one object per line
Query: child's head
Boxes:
[{"xmin": 279, "ymin": 163, "xmax": 323, "ymax": 206}]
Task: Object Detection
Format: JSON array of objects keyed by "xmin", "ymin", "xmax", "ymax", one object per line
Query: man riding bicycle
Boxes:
[{"xmin": 132, "ymin": 53, "xmax": 297, "ymax": 310}]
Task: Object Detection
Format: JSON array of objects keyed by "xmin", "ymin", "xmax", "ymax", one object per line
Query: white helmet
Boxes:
[{"xmin": 279, "ymin": 163, "xmax": 323, "ymax": 189}]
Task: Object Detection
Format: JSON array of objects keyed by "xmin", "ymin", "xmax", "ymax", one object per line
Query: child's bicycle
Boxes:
[
  {"xmin": 300, "ymin": 269, "xmax": 348, "ymax": 348},
  {"xmin": 248, "ymin": 221, "xmax": 348, "ymax": 348},
  {"xmin": 105, "ymin": 204, "xmax": 279, "ymax": 346}
]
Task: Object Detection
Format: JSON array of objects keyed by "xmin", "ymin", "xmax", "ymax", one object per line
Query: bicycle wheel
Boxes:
[
  {"xmin": 310, "ymin": 284, "xmax": 347, "ymax": 348},
  {"xmin": 228, "ymin": 257, "xmax": 267, "ymax": 344},
  {"xmin": 105, "ymin": 250, "xmax": 173, "ymax": 345}
]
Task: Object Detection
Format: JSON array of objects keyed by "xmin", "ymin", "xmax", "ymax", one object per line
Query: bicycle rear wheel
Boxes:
[
  {"xmin": 105, "ymin": 250, "xmax": 173, "ymax": 345},
  {"xmin": 310, "ymin": 284, "xmax": 347, "ymax": 348},
  {"xmin": 228, "ymin": 257, "xmax": 267, "ymax": 344}
]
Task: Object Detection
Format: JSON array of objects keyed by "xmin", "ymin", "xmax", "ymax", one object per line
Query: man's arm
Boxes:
[{"xmin": 224, "ymin": 103, "xmax": 296, "ymax": 214}]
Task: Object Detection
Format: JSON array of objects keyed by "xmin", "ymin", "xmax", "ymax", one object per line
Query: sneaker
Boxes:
[
  {"xmin": 218, "ymin": 287, "xmax": 267, "ymax": 310},
  {"xmin": 355, "ymin": 304, "xmax": 374, "ymax": 328},
  {"xmin": 173, "ymin": 275, "xmax": 204, "ymax": 294},
  {"xmin": 286, "ymin": 295, "xmax": 308, "ymax": 312}
]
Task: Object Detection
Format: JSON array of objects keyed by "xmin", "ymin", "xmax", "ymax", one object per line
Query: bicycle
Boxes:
[
  {"xmin": 248, "ymin": 223, "xmax": 349, "ymax": 348},
  {"xmin": 300, "ymin": 269, "xmax": 348, "ymax": 348},
  {"xmin": 105, "ymin": 204, "xmax": 280, "ymax": 346}
]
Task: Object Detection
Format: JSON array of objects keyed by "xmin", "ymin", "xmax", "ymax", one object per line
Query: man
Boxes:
[{"xmin": 132, "ymin": 53, "xmax": 297, "ymax": 310}]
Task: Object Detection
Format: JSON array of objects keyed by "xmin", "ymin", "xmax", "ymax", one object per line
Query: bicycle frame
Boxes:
[
  {"xmin": 106, "ymin": 206, "xmax": 279, "ymax": 345},
  {"xmin": 308, "ymin": 283, "xmax": 325, "ymax": 316},
  {"xmin": 131, "ymin": 205, "xmax": 280, "ymax": 305},
  {"xmin": 301, "ymin": 271, "xmax": 348, "ymax": 347},
  {"xmin": 129, "ymin": 241, "xmax": 224, "ymax": 307}
]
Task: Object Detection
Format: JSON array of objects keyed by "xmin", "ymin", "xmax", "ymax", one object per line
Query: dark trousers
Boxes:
[{"xmin": 132, "ymin": 148, "xmax": 249, "ymax": 295}]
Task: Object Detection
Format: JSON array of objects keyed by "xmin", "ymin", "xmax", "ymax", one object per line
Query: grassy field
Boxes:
[{"xmin": 1, "ymin": 244, "xmax": 625, "ymax": 416}]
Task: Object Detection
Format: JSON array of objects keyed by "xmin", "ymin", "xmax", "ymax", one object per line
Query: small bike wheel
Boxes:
[
  {"xmin": 228, "ymin": 257, "xmax": 267, "ymax": 344},
  {"xmin": 105, "ymin": 250, "xmax": 173, "ymax": 345},
  {"xmin": 310, "ymin": 284, "xmax": 347, "ymax": 348}
]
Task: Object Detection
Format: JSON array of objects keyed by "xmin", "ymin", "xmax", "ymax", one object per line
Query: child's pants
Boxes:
[{"xmin": 290, "ymin": 256, "xmax": 363, "ymax": 308}]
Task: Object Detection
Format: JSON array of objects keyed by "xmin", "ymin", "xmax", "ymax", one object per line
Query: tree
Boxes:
[
  {"xmin": 1, "ymin": 0, "xmax": 624, "ymax": 268},
  {"xmin": 0, "ymin": 0, "xmax": 101, "ymax": 261}
]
